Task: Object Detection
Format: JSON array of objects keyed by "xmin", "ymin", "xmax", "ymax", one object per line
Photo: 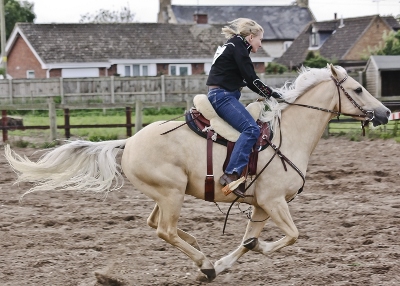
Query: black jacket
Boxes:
[{"xmin": 206, "ymin": 35, "xmax": 272, "ymax": 97}]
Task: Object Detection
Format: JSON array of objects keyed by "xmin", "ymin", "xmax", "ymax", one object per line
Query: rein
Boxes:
[{"xmin": 282, "ymin": 76, "xmax": 375, "ymax": 136}]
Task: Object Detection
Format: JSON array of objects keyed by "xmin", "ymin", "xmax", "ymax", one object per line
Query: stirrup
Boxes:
[{"xmin": 221, "ymin": 176, "xmax": 245, "ymax": 196}]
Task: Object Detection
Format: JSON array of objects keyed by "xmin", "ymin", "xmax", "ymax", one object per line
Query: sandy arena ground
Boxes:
[{"xmin": 0, "ymin": 137, "xmax": 399, "ymax": 286}]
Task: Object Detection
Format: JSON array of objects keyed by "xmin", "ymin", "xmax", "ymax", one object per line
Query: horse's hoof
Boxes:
[
  {"xmin": 243, "ymin": 237, "xmax": 258, "ymax": 250},
  {"xmin": 200, "ymin": 268, "xmax": 216, "ymax": 281}
]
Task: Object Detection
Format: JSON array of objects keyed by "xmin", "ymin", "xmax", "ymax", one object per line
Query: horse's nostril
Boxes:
[{"xmin": 386, "ymin": 110, "xmax": 391, "ymax": 117}]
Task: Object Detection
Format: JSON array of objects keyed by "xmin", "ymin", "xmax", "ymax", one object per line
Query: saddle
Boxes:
[{"xmin": 186, "ymin": 94, "xmax": 273, "ymax": 201}]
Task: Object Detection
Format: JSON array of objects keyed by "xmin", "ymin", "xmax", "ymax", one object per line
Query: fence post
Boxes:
[
  {"xmin": 64, "ymin": 108, "xmax": 70, "ymax": 139},
  {"xmin": 186, "ymin": 98, "xmax": 192, "ymax": 111},
  {"xmin": 48, "ymin": 97, "xmax": 57, "ymax": 141},
  {"xmin": 111, "ymin": 76, "xmax": 115, "ymax": 104},
  {"xmin": 8, "ymin": 79, "xmax": 12, "ymax": 104},
  {"xmin": 60, "ymin": 77, "xmax": 64, "ymax": 104},
  {"xmin": 2, "ymin": 110, "xmax": 7, "ymax": 142},
  {"xmin": 161, "ymin": 75, "xmax": 165, "ymax": 102},
  {"xmin": 135, "ymin": 99, "xmax": 143, "ymax": 133},
  {"xmin": 126, "ymin": 106, "xmax": 132, "ymax": 137}
]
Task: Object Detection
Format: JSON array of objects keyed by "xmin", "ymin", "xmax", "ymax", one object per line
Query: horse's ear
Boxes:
[{"xmin": 329, "ymin": 63, "xmax": 338, "ymax": 79}]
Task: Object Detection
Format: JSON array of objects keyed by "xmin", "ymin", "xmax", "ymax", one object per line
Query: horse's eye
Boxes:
[{"xmin": 355, "ymin": 87, "xmax": 362, "ymax": 94}]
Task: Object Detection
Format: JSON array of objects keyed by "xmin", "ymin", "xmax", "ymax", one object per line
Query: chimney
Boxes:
[
  {"xmin": 193, "ymin": 14, "xmax": 208, "ymax": 24},
  {"xmin": 334, "ymin": 13, "xmax": 337, "ymax": 20},
  {"xmin": 339, "ymin": 16, "xmax": 345, "ymax": 28},
  {"xmin": 296, "ymin": 0, "xmax": 308, "ymax": 8},
  {"xmin": 158, "ymin": 0, "xmax": 171, "ymax": 23}
]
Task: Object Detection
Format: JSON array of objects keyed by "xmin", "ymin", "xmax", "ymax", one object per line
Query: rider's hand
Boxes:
[{"xmin": 271, "ymin": 90, "xmax": 283, "ymax": 100}]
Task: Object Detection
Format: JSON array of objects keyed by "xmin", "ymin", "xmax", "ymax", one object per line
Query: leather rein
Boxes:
[{"xmin": 282, "ymin": 75, "xmax": 375, "ymax": 135}]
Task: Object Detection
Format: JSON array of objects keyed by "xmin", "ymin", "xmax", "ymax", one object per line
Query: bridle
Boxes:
[{"xmin": 282, "ymin": 75, "xmax": 375, "ymax": 135}]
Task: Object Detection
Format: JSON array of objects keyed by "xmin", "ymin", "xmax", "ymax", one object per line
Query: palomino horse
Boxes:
[{"xmin": 5, "ymin": 65, "xmax": 390, "ymax": 281}]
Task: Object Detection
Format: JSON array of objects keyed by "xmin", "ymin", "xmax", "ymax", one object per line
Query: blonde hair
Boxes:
[{"xmin": 221, "ymin": 18, "xmax": 264, "ymax": 39}]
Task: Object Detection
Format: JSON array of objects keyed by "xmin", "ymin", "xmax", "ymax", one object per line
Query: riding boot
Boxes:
[{"xmin": 219, "ymin": 172, "xmax": 246, "ymax": 198}]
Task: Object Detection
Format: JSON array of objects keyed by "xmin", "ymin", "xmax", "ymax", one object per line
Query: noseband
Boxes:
[
  {"xmin": 331, "ymin": 75, "xmax": 374, "ymax": 120},
  {"xmin": 283, "ymin": 75, "xmax": 375, "ymax": 136}
]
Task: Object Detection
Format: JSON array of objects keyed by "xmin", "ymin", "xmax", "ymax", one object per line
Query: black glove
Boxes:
[{"xmin": 271, "ymin": 90, "xmax": 283, "ymax": 100}]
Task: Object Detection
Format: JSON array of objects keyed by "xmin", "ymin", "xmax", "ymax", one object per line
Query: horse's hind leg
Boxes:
[
  {"xmin": 148, "ymin": 193, "xmax": 215, "ymax": 281},
  {"xmin": 147, "ymin": 204, "xmax": 201, "ymax": 251},
  {"xmin": 214, "ymin": 206, "xmax": 269, "ymax": 275}
]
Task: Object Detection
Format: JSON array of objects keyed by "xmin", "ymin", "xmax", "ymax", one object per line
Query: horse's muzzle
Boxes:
[{"xmin": 371, "ymin": 106, "xmax": 391, "ymax": 127}]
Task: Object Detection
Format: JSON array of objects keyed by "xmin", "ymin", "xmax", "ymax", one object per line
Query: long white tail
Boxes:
[{"xmin": 4, "ymin": 139, "xmax": 127, "ymax": 198}]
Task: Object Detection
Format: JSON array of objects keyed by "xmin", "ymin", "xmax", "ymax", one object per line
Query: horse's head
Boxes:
[{"xmin": 329, "ymin": 64, "xmax": 391, "ymax": 127}]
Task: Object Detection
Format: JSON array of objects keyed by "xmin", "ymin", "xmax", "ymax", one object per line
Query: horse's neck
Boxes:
[{"xmin": 278, "ymin": 81, "xmax": 336, "ymax": 159}]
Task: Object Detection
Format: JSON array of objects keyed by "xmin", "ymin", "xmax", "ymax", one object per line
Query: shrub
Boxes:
[
  {"xmin": 303, "ymin": 51, "xmax": 337, "ymax": 68},
  {"xmin": 265, "ymin": 62, "xmax": 288, "ymax": 74}
]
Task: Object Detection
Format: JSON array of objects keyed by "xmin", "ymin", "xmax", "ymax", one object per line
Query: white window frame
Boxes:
[
  {"xmin": 169, "ymin": 64, "xmax": 192, "ymax": 76},
  {"xmin": 310, "ymin": 33, "xmax": 319, "ymax": 47},
  {"xmin": 124, "ymin": 64, "xmax": 149, "ymax": 77},
  {"xmin": 26, "ymin": 70, "xmax": 35, "ymax": 79},
  {"xmin": 283, "ymin": 41, "xmax": 292, "ymax": 51}
]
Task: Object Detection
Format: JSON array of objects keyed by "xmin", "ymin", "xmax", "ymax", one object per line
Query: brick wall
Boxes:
[
  {"xmin": 157, "ymin": 63, "xmax": 169, "ymax": 75},
  {"xmin": 49, "ymin": 69, "xmax": 61, "ymax": 77},
  {"xmin": 7, "ymin": 36, "xmax": 47, "ymax": 79},
  {"xmin": 345, "ymin": 17, "xmax": 392, "ymax": 60},
  {"xmin": 191, "ymin": 63, "xmax": 204, "ymax": 75},
  {"xmin": 108, "ymin": 64, "xmax": 118, "ymax": 76}
]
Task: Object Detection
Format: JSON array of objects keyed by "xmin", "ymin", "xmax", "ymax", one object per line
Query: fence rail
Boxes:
[{"xmin": 0, "ymin": 74, "xmax": 300, "ymax": 108}]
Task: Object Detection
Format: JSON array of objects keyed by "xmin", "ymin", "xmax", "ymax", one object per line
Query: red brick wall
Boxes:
[
  {"xmin": 191, "ymin": 63, "xmax": 204, "ymax": 75},
  {"xmin": 49, "ymin": 69, "xmax": 61, "ymax": 77},
  {"xmin": 345, "ymin": 17, "xmax": 392, "ymax": 60},
  {"xmin": 7, "ymin": 35, "xmax": 47, "ymax": 79},
  {"xmin": 157, "ymin": 63, "xmax": 169, "ymax": 75},
  {"xmin": 108, "ymin": 64, "xmax": 117, "ymax": 76}
]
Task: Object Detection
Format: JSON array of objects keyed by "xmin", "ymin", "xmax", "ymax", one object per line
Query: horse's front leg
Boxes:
[
  {"xmin": 246, "ymin": 198, "xmax": 299, "ymax": 255},
  {"xmin": 214, "ymin": 205, "xmax": 269, "ymax": 275}
]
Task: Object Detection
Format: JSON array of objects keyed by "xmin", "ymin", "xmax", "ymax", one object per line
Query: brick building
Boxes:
[
  {"xmin": 276, "ymin": 15, "xmax": 400, "ymax": 71},
  {"xmin": 4, "ymin": 23, "xmax": 270, "ymax": 79}
]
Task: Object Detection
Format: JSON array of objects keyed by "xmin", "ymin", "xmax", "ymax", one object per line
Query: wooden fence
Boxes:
[{"xmin": 0, "ymin": 74, "xmax": 298, "ymax": 110}]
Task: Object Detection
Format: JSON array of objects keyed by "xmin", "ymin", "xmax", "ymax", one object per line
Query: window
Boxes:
[
  {"xmin": 26, "ymin": 70, "xmax": 35, "ymax": 79},
  {"xmin": 283, "ymin": 41, "xmax": 292, "ymax": 51},
  {"xmin": 122, "ymin": 64, "xmax": 153, "ymax": 76},
  {"xmin": 169, "ymin": 64, "xmax": 191, "ymax": 76},
  {"xmin": 132, "ymin": 65, "xmax": 140, "ymax": 76},
  {"xmin": 179, "ymin": 67, "xmax": 188, "ymax": 76},
  {"xmin": 311, "ymin": 33, "xmax": 319, "ymax": 47},
  {"xmin": 125, "ymin": 66, "xmax": 131, "ymax": 76}
]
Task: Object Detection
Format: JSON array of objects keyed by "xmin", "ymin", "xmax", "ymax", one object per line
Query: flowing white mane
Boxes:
[{"xmin": 260, "ymin": 66, "xmax": 347, "ymax": 129}]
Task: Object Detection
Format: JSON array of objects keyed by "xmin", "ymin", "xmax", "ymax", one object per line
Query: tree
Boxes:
[
  {"xmin": 5, "ymin": 0, "xmax": 35, "ymax": 39},
  {"xmin": 303, "ymin": 51, "xmax": 337, "ymax": 68},
  {"xmin": 79, "ymin": 6, "xmax": 135, "ymax": 23},
  {"xmin": 371, "ymin": 30, "xmax": 400, "ymax": 55}
]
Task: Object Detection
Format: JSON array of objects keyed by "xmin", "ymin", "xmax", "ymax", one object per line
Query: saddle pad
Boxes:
[
  {"xmin": 193, "ymin": 94, "xmax": 264, "ymax": 142},
  {"xmin": 186, "ymin": 108, "xmax": 273, "ymax": 152}
]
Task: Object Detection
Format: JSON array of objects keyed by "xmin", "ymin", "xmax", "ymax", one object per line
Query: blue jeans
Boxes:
[{"xmin": 207, "ymin": 88, "xmax": 260, "ymax": 175}]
